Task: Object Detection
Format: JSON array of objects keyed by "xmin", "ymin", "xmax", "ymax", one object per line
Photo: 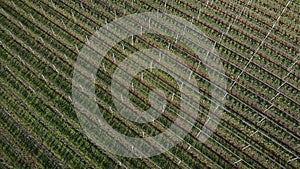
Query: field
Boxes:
[{"xmin": 0, "ymin": 0, "xmax": 299, "ymax": 168}]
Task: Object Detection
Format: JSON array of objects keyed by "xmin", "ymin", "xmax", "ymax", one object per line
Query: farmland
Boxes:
[{"xmin": 0, "ymin": 0, "xmax": 299, "ymax": 168}]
